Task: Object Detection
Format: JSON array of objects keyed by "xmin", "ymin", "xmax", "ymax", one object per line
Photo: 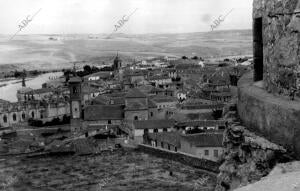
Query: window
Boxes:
[
  {"xmin": 161, "ymin": 142, "xmax": 164, "ymax": 148},
  {"xmin": 168, "ymin": 144, "xmax": 171, "ymax": 150},
  {"xmin": 214, "ymin": 150, "xmax": 219, "ymax": 158},
  {"xmin": 204, "ymin": 150, "xmax": 209, "ymax": 156},
  {"xmin": 108, "ymin": 120, "xmax": 112, "ymax": 124},
  {"xmin": 150, "ymin": 112, "xmax": 153, "ymax": 117},
  {"xmin": 163, "ymin": 128, "xmax": 167, "ymax": 132},
  {"xmin": 253, "ymin": 17, "xmax": 263, "ymax": 81},
  {"xmin": 13, "ymin": 113, "xmax": 17, "ymax": 121},
  {"xmin": 73, "ymin": 87, "xmax": 78, "ymax": 94},
  {"xmin": 22, "ymin": 113, "xmax": 26, "ymax": 120},
  {"xmin": 134, "ymin": 116, "xmax": 138, "ymax": 120},
  {"xmin": 175, "ymin": 147, "xmax": 177, "ymax": 152},
  {"xmin": 3, "ymin": 115, "xmax": 7, "ymax": 123},
  {"xmin": 154, "ymin": 128, "xmax": 158, "ymax": 133}
]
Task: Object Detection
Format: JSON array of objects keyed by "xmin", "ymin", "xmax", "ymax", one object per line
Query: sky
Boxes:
[{"xmin": 0, "ymin": 0, "xmax": 253, "ymax": 34}]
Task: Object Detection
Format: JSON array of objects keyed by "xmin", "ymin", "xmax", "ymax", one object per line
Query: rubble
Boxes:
[{"xmin": 215, "ymin": 102, "xmax": 290, "ymax": 191}]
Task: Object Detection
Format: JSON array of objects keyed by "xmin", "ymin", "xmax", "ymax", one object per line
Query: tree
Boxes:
[
  {"xmin": 63, "ymin": 69, "xmax": 72, "ymax": 82},
  {"xmin": 91, "ymin": 66, "xmax": 100, "ymax": 73},
  {"xmin": 182, "ymin": 56, "xmax": 188, "ymax": 59},
  {"xmin": 83, "ymin": 65, "xmax": 92, "ymax": 74},
  {"xmin": 191, "ymin": 56, "xmax": 199, "ymax": 60},
  {"xmin": 14, "ymin": 70, "xmax": 22, "ymax": 78}
]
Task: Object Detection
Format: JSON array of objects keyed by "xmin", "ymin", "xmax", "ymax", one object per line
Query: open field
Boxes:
[
  {"xmin": 0, "ymin": 30, "xmax": 252, "ymax": 72},
  {"xmin": 0, "ymin": 150, "xmax": 217, "ymax": 191}
]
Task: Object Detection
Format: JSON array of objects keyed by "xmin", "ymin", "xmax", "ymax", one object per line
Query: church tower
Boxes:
[
  {"xmin": 22, "ymin": 70, "xmax": 26, "ymax": 87},
  {"xmin": 69, "ymin": 75, "xmax": 82, "ymax": 132},
  {"xmin": 113, "ymin": 52, "xmax": 122, "ymax": 71}
]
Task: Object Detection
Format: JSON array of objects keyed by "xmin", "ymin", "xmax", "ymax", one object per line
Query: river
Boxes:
[{"xmin": 0, "ymin": 72, "xmax": 63, "ymax": 102}]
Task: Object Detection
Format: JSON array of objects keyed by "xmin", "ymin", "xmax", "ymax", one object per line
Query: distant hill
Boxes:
[{"xmin": 0, "ymin": 29, "xmax": 252, "ymax": 72}]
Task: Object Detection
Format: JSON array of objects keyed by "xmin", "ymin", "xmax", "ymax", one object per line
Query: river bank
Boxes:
[{"xmin": 0, "ymin": 72, "xmax": 63, "ymax": 102}]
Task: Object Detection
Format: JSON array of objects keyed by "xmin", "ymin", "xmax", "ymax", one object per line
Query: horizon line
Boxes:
[{"xmin": 0, "ymin": 29, "xmax": 252, "ymax": 36}]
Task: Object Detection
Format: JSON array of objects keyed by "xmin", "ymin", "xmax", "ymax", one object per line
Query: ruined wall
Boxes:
[
  {"xmin": 253, "ymin": 0, "xmax": 300, "ymax": 97},
  {"xmin": 215, "ymin": 101, "xmax": 289, "ymax": 191}
]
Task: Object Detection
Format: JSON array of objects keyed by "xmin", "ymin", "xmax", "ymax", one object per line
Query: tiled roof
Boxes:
[
  {"xmin": 84, "ymin": 105, "xmax": 124, "ymax": 120},
  {"xmin": 148, "ymin": 99, "xmax": 157, "ymax": 108},
  {"xmin": 82, "ymin": 84, "xmax": 100, "ymax": 94},
  {"xmin": 125, "ymin": 88, "xmax": 147, "ymax": 98},
  {"xmin": 137, "ymin": 85, "xmax": 153, "ymax": 94},
  {"xmin": 68, "ymin": 77, "xmax": 82, "ymax": 83},
  {"xmin": 125, "ymin": 100, "xmax": 148, "ymax": 110},
  {"xmin": 150, "ymin": 87, "xmax": 174, "ymax": 93},
  {"xmin": 123, "ymin": 70, "xmax": 147, "ymax": 76},
  {"xmin": 133, "ymin": 119, "xmax": 175, "ymax": 129},
  {"xmin": 181, "ymin": 133, "xmax": 223, "ymax": 147},
  {"xmin": 91, "ymin": 95, "xmax": 109, "ymax": 105},
  {"xmin": 84, "ymin": 71, "xmax": 111, "ymax": 79},
  {"xmin": 29, "ymin": 88, "xmax": 53, "ymax": 94},
  {"xmin": 176, "ymin": 120, "xmax": 226, "ymax": 127},
  {"xmin": 105, "ymin": 92, "xmax": 126, "ymax": 97},
  {"xmin": 110, "ymin": 97, "xmax": 125, "ymax": 105},
  {"xmin": 148, "ymin": 132, "xmax": 181, "ymax": 147},
  {"xmin": 92, "ymin": 92, "xmax": 126, "ymax": 105},
  {"xmin": 149, "ymin": 75, "xmax": 171, "ymax": 81},
  {"xmin": 181, "ymin": 103, "xmax": 225, "ymax": 109},
  {"xmin": 210, "ymin": 92, "xmax": 232, "ymax": 97},
  {"xmin": 151, "ymin": 95, "xmax": 177, "ymax": 103}
]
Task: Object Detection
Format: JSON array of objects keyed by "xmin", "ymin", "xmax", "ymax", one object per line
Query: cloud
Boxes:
[{"xmin": 0, "ymin": 0, "xmax": 252, "ymax": 34}]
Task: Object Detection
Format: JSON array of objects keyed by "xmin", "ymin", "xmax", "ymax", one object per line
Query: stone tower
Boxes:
[
  {"xmin": 22, "ymin": 70, "xmax": 26, "ymax": 87},
  {"xmin": 69, "ymin": 76, "xmax": 82, "ymax": 132},
  {"xmin": 113, "ymin": 52, "xmax": 122, "ymax": 71}
]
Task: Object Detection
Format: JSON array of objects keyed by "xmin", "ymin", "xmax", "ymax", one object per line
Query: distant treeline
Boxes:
[
  {"xmin": 181, "ymin": 56, "xmax": 204, "ymax": 60},
  {"xmin": 2, "ymin": 69, "xmax": 62, "ymax": 79},
  {"xmin": 63, "ymin": 64, "xmax": 114, "ymax": 80},
  {"xmin": 28, "ymin": 115, "xmax": 70, "ymax": 127}
]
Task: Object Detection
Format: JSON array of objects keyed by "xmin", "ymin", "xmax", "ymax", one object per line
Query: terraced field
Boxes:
[{"xmin": 0, "ymin": 149, "xmax": 217, "ymax": 191}]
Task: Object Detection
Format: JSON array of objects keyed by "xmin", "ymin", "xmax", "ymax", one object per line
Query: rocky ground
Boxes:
[
  {"xmin": 235, "ymin": 161, "xmax": 300, "ymax": 191},
  {"xmin": 215, "ymin": 100, "xmax": 292, "ymax": 191},
  {"xmin": 0, "ymin": 149, "xmax": 217, "ymax": 191}
]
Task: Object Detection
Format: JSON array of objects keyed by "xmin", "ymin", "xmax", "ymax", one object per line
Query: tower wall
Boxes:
[{"xmin": 253, "ymin": 0, "xmax": 300, "ymax": 97}]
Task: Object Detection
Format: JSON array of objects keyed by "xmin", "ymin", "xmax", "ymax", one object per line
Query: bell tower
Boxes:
[
  {"xmin": 113, "ymin": 52, "xmax": 122, "ymax": 71},
  {"xmin": 69, "ymin": 76, "xmax": 82, "ymax": 131}
]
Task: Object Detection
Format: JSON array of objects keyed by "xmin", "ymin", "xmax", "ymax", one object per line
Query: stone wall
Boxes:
[
  {"xmin": 215, "ymin": 100, "xmax": 290, "ymax": 191},
  {"xmin": 253, "ymin": 0, "xmax": 300, "ymax": 97},
  {"xmin": 137, "ymin": 144, "xmax": 220, "ymax": 173},
  {"xmin": 237, "ymin": 72, "xmax": 300, "ymax": 157}
]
